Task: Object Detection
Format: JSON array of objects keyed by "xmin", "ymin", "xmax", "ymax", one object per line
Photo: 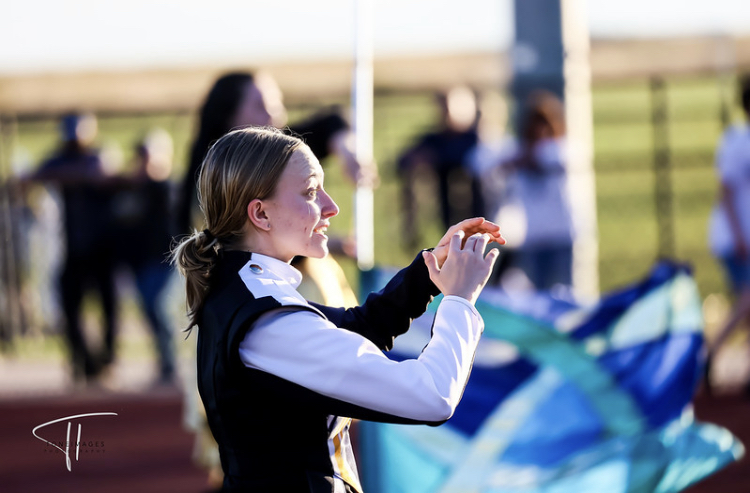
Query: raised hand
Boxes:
[
  {"xmin": 432, "ymin": 217, "xmax": 504, "ymax": 268},
  {"xmin": 423, "ymin": 231, "xmax": 499, "ymax": 304}
]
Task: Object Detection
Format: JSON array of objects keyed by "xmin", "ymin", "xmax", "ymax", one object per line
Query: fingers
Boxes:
[
  {"xmin": 439, "ymin": 217, "xmax": 504, "ymax": 246},
  {"xmin": 484, "ymin": 247, "xmax": 500, "ymax": 268},
  {"xmin": 422, "ymin": 250, "xmax": 440, "ymax": 279},
  {"xmin": 450, "ymin": 230, "xmax": 465, "ymax": 251},
  {"xmin": 434, "ymin": 218, "xmax": 506, "ymax": 272},
  {"xmin": 472, "ymin": 220, "xmax": 503, "ymax": 244},
  {"xmin": 441, "ymin": 218, "xmax": 482, "ymax": 241},
  {"xmin": 453, "ymin": 217, "xmax": 484, "ymax": 228},
  {"xmin": 451, "ymin": 217, "xmax": 505, "ymax": 245},
  {"xmin": 430, "ymin": 232, "xmax": 499, "ymax": 304},
  {"xmin": 464, "ymin": 233, "xmax": 492, "ymax": 253},
  {"xmin": 455, "ymin": 218, "xmax": 486, "ymax": 240},
  {"xmin": 441, "ymin": 219, "xmax": 476, "ymax": 242},
  {"xmin": 460, "ymin": 217, "xmax": 486, "ymax": 229},
  {"xmin": 463, "ymin": 233, "xmax": 481, "ymax": 252},
  {"xmin": 476, "ymin": 233, "xmax": 491, "ymax": 253},
  {"xmin": 475, "ymin": 219, "xmax": 498, "ymax": 233}
]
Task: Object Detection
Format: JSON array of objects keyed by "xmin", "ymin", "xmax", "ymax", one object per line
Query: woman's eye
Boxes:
[{"xmin": 307, "ymin": 189, "xmax": 318, "ymax": 198}]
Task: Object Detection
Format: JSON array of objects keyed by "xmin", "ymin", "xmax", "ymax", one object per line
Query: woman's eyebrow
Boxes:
[{"xmin": 306, "ymin": 171, "xmax": 324, "ymax": 182}]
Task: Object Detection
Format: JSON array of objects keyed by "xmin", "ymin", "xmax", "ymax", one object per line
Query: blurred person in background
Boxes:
[
  {"xmin": 23, "ymin": 112, "xmax": 118, "ymax": 384},
  {"xmin": 177, "ymin": 70, "xmax": 369, "ymax": 489},
  {"xmin": 468, "ymin": 90, "xmax": 574, "ymax": 292},
  {"xmin": 706, "ymin": 74, "xmax": 750, "ymax": 395},
  {"xmin": 176, "ymin": 71, "xmax": 375, "ymax": 236},
  {"xmin": 111, "ymin": 129, "xmax": 177, "ymax": 386},
  {"xmin": 397, "ymin": 85, "xmax": 484, "ymax": 250}
]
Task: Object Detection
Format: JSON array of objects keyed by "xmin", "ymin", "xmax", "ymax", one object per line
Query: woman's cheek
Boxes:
[{"xmin": 307, "ymin": 201, "xmax": 317, "ymax": 219}]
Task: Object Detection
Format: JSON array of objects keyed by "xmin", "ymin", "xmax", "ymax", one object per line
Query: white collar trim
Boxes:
[
  {"xmin": 237, "ymin": 253, "xmax": 312, "ymax": 308},
  {"xmin": 244, "ymin": 252, "xmax": 303, "ymax": 289}
]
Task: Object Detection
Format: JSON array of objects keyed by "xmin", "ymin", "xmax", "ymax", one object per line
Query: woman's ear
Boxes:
[{"xmin": 247, "ymin": 199, "xmax": 271, "ymax": 231}]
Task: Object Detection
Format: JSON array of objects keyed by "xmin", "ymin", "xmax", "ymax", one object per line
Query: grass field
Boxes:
[{"xmin": 5, "ymin": 73, "xmax": 743, "ymax": 309}]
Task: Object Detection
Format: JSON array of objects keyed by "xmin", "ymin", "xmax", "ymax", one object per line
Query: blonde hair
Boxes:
[{"xmin": 172, "ymin": 126, "xmax": 304, "ymax": 331}]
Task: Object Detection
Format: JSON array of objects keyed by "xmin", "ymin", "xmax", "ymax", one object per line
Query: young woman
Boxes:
[
  {"xmin": 172, "ymin": 126, "xmax": 503, "ymax": 492},
  {"xmin": 177, "ymin": 70, "xmax": 372, "ymax": 489}
]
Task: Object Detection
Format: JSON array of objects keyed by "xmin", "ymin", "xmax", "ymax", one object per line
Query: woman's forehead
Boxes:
[{"xmin": 287, "ymin": 147, "xmax": 323, "ymax": 180}]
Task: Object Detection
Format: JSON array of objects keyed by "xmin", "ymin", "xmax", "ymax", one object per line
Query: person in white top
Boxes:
[
  {"xmin": 469, "ymin": 90, "xmax": 575, "ymax": 290},
  {"xmin": 706, "ymin": 75, "xmax": 750, "ymax": 394},
  {"xmin": 171, "ymin": 126, "xmax": 504, "ymax": 492}
]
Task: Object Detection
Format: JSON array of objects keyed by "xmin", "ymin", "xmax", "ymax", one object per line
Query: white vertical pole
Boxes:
[
  {"xmin": 561, "ymin": 0, "xmax": 599, "ymax": 299},
  {"xmin": 353, "ymin": 0, "xmax": 375, "ymax": 271}
]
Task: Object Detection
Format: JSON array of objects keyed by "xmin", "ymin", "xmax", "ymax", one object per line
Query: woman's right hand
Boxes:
[
  {"xmin": 431, "ymin": 217, "xmax": 504, "ymax": 269},
  {"xmin": 423, "ymin": 231, "xmax": 498, "ymax": 305}
]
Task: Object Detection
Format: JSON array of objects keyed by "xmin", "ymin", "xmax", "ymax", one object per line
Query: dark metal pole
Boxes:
[
  {"xmin": 719, "ymin": 77, "xmax": 732, "ymax": 130},
  {"xmin": 510, "ymin": 0, "xmax": 565, "ymax": 130},
  {"xmin": 0, "ymin": 114, "xmax": 16, "ymax": 348},
  {"xmin": 650, "ymin": 77, "xmax": 675, "ymax": 259}
]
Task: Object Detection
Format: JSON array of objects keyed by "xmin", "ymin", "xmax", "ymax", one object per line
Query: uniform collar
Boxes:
[{"xmin": 244, "ymin": 252, "xmax": 303, "ymax": 289}]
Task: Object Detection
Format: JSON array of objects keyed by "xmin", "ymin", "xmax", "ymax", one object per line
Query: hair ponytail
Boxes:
[{"xmin": 171, "ymin": 229, "xmax": 220, "ymax": 332}]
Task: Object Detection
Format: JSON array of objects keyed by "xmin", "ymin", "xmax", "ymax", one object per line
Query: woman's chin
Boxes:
[
  {"xmin": 306, "ymin": 236, "xmax": 329, "ymax": 259},
  {"xmin": 306, "ymin": 244, "xmax": 329, "ymax": 259}
]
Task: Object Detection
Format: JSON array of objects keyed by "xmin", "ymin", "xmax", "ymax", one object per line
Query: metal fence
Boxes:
[{"xmin": 592, "ymin": 73, "xmax": 739, "ymax": 300}]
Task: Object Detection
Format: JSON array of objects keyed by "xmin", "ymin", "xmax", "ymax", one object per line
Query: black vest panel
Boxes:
[{"xmin": 196, "ymin": 251, "xmax": 345, "ymax": 492}]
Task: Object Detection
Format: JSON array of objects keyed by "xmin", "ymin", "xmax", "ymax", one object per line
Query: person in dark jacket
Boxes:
[
  {"xmin": 29, "ymin": 113, "xmax": 117, "ymax": 383},
  {"xmin": 397, "ymin": 86, "xmax": 483, "ymax": 249},
  {"xmin": 171, "ymin": 126, "xmax": 503, "ymax": 492}
]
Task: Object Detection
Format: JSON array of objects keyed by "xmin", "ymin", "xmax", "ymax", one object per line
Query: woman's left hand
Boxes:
[{"xmin": 432, "ymin": 217, "xmax": 505, "ymax": 268}]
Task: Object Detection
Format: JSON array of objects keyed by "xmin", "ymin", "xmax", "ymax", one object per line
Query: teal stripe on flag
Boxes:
[{"xmin": 477, "ymin": 300, "xmax": 644, "ymax": 438}]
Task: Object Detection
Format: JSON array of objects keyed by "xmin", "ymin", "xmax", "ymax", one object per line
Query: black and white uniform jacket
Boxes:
[{"xmin": 197, "ymin": 250, "xmax": 484, "ymax": 493}]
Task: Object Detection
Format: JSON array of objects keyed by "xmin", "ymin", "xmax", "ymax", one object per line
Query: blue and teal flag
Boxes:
[{"xmin": 359, "ymin": 262, "xmax": 744, "ymax": 493}]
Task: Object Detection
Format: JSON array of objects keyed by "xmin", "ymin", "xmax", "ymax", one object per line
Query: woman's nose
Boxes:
[{"xmin": 320, "ymin": 190, "xmax": 339, "ymax": 218}]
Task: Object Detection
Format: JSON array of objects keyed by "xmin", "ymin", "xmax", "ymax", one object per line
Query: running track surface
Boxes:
[{"xmin": 0, "ymin": 391, "xmax": 747, "ymax": 493}]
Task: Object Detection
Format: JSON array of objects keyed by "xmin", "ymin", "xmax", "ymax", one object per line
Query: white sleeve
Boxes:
[{"xmin": 238, "ymin": 296, "xmax": 483, "ymax": 422}]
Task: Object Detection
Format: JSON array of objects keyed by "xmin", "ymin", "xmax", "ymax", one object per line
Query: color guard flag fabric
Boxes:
[{"xmin": 358, "ymin": 262, "xmax": 744, "ymax": 493}]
